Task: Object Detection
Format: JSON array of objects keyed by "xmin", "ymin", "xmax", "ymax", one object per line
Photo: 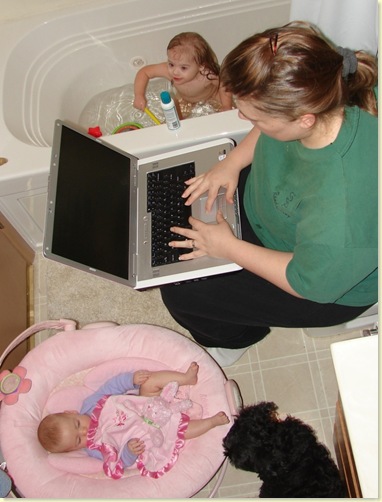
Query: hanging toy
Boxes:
[{"xmin": 0, "ymin": 366, "xmax": 32, "ymax": 405}]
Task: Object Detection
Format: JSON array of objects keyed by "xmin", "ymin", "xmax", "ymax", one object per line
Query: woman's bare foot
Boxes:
[{"xmin": 184, "ymin": 361, "xmax": 199, "ymax": 385}]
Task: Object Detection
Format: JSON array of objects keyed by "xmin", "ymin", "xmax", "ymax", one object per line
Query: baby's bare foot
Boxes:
[
  {"xmin": 184, "ymin": 361, "xmax": 199, "ymax": 385},
  {"xmin": 211, "ymin": 411, "xmax": 230, "ymax": 427}
]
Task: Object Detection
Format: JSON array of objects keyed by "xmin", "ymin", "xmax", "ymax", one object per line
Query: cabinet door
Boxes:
[
  {"xmin": 333, "ymin": 397, "xmax": 362, "ymax": 498},
  {"xmin": 0, "ymin": 212, "xmax": 34, "ymax": 370}
]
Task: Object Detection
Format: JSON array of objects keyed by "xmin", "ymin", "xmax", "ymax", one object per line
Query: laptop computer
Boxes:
[{"xmin": 43, "ymin": 120, "xmax": 242, "ymax": 289}]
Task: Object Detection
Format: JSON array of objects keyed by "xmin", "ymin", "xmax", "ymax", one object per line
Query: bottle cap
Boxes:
[{"xmin": 160, "ymin": 91, "xmax": 171, "ymax": 104}]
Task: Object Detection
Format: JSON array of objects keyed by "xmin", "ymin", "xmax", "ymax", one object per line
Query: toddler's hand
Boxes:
[
  {"xmin": 133, "ymin": 370, "xmax": 151, "ymax": 385},
  {"xmin": 127, "ymin": 438, "xmax": 145, "ymax": 455},
  {"xmin": 133, "ymin": 96, "xmax": 147, "ymax": 111}
]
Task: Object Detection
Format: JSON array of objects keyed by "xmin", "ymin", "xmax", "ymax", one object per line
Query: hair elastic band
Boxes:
[{"xmin": 337, "ymin": 47, "xmax": 358, "ymax": 78}]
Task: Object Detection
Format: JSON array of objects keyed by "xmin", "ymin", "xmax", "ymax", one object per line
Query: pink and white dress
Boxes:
[{"xmin": 84, "ymin": 375, "xmax": 190, "ymax": 479}]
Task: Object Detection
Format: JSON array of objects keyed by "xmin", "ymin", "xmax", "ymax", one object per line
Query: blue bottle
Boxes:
[{"xmin": 160, "ymin": 91, "xmax": 181, "ymax": 130}]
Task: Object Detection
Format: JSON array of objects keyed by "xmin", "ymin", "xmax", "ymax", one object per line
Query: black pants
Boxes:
[{"xmin": 160, "ymin": 167, "xmax": 372, "ymax": 349}]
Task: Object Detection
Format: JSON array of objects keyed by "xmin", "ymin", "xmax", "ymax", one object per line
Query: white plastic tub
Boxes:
[{"xmin": 0, "ymin": 0, "xmax": 290, "ymax": 248}]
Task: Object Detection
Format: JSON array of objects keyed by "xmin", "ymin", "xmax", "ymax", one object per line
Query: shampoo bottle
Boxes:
[{"xmin": 160, "ymin": 91, "xmax": 181, "ymax": 130}]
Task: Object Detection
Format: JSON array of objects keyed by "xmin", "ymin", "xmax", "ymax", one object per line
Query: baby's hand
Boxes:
[
  {"xmin": 127, "ymin": 438, "xmax": 145, "ymax": 455},
  {"xmin": 133, "ymin": 370, "xmax": 151, "ymax": 385},
  {"xmin": 133, "ymin": 96, "xmax": 147, "ymax": 111}
]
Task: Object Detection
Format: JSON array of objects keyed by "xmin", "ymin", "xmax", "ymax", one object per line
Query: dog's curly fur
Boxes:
[{"xmin": 223, "ymin": 401, "xmax": 346, "ymax": 498}]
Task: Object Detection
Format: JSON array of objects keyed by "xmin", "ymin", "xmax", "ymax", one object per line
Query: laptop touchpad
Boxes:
[{"xmin": 194, "ymin": 192, "xmax": 227, "ymax": 224}]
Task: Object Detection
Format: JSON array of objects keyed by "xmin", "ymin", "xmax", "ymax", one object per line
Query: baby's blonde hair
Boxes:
[{"xmin": 37, "ymin": 413, "xmax": 68, "ymax": 453}]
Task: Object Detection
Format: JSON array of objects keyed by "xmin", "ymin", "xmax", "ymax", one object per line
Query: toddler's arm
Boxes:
[{"xmin": 133, "ymin": 62, "xmax": 171, "ymax": 110}]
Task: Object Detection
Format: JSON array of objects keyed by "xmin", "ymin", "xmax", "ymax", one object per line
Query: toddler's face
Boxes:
[
  {"xmin": 167, "ymin": 47, "xmax": 201, "ymax": 84},
  {"xmin": 58, "ymin": 412, "xmax": 91, "ymax": 452}
]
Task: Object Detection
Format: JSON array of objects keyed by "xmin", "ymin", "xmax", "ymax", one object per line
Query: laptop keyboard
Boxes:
[{"xmin": 147, "ymin": 162, "xmax": 195, "ymax": 266}]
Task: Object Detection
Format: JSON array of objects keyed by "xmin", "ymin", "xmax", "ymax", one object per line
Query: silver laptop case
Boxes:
[{"xmin": 44, "ymin": 120, "xmax": 242, "ymax": 289}]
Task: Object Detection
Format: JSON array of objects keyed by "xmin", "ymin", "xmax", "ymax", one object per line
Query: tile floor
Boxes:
[
  {"xmin": 195, "ymin": 326, "xmax": 366, "ymax": 498},
  {"xmin": 31, "ymin": 252, "xmax": 368, "ymax": 498}
]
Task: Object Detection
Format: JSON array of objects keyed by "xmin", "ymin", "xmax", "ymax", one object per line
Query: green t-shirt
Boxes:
[{"xmin": 244, "ymin": 105, "xmax": 378, "ymax": 306}]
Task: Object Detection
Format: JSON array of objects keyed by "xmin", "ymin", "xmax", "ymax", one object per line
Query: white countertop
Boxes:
[{"xmin": 331, "ymin": 335, "xmax": 379, "ymax": 498}]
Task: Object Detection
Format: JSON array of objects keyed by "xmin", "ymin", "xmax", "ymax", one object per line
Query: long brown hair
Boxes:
[
  {"xmin": 167, "ymin": 32, "xmax": 220, "ymax": 80},
  {"xmin": 220, "ymin": 21, "xmax": 377, "ymax": 119}
]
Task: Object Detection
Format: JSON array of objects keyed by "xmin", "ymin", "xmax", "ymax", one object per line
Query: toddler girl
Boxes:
[{"xmin": 133, "ymin": 32, "xmax": 233, "ymax": 118}]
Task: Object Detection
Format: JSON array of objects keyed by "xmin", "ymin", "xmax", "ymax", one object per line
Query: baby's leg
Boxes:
[
  {"xmin": 184, "ymin": 412, "xmax": 230, "ymax": 439},
  {"xmin": 139, "ymin": 362, "xmax": 199, "ymax": 397}
]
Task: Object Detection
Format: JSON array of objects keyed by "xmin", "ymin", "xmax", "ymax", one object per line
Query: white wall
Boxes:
[
  {"xmin": 0, "ymin": 0, "xmax": 104, "ymax": 22},
  {"xmin": 289, "ymin": 0, "xmax": 379, "ymax": 54}
]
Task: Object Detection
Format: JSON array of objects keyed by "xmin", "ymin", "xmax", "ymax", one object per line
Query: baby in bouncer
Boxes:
[{"xmin": 37, "ymin": 362, "xmax": 229, "ymax": 479}]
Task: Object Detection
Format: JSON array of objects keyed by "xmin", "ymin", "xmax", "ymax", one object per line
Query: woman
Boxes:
[{"xmin": 160, "ymin": 22, "xmax": 378, "ymax": 366}]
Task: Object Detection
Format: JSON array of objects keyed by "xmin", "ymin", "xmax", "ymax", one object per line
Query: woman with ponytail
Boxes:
[{"xmin": 160, "ymin": 22, "xmax": 378, "ymax": 367}]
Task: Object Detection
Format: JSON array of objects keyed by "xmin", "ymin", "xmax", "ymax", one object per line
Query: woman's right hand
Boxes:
[
  {"xmin": 182, "ymin": 158, "xmax": 241, "ymax": 213},
  {"xmin": 183, "ymin": 126, "xmax": 260, "ymax": 212}
]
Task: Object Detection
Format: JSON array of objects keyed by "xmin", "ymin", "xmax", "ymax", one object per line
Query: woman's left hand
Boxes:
[{"xmin": 169, "ymin": 211, "xmax": 237, "ymax": 261}]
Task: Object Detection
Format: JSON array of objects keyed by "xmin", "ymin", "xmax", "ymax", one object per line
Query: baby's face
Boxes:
[
  {"xmin": 167, "ymin": 47, "xmax": 201, "ymax": 84},
  {"xmin": 58, "ymin": 412, "xmax": 91, "ymax": 452}
]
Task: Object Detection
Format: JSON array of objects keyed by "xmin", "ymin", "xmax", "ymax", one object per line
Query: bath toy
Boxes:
[
  {"xmin": 88, "ymin": 126, "xmax": 103, "ymax": 137},
  {"xmin": 111, "ymin": 122, "xmax": 143, "ymax": 134},
  {"xmin": 144, "ymin": 107, "xmax": 162, "ymax": 125}
]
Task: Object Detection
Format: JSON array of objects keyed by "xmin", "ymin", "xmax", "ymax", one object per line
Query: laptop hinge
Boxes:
[
  {"xmin": 133, "ymin": 165, "xmax": 138, "ymax": 188},
  {"xmin": 132, "ymin": 253, "xmax": 138, "ymax": 278}
]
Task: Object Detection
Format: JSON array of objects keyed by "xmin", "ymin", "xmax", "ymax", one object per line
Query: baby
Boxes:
[
  {"xmin": 133, "ymin": 32, "xmax": 233, "ymax": 118},
  {"xmin": 38, "ymin": 363, "xmax": 229, "ymax": 478}
]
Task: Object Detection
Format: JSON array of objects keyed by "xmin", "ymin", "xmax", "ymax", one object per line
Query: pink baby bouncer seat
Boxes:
[{"xmin": 0, "ymin": 320, "xmax": 242, "ymax": 498}]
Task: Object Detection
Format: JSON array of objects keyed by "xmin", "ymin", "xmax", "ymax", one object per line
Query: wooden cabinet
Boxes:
[
  {"xmin": 333, "ymin": 395, "xmax": 362, "ymax": 498},
  {"xmin": 0, "ymin": 211, "xmax": 34, "ymax": 370}
]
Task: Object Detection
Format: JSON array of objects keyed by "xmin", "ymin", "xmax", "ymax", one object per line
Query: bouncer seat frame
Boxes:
[{"xmin": 0, "ymin": 320, "xmax": 242, "ymax": 499}]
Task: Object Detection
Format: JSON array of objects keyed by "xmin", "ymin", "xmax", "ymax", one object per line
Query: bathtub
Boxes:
[{"xmin": 0, "ymin": 0, "xmax": 291, "ymax": 250}]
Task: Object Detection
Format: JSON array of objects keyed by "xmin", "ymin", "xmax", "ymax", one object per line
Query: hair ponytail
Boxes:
[
  {"xmin": 345, "ymin": 51, "xmax": 378, "ymax": 116},
  {"xmin": 221, "ymin": 22, "xmax": 378, "ymax": 119}
]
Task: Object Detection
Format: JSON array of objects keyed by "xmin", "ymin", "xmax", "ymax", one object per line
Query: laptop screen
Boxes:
[{"xmin": 48, "ymin": 124, "xmax": 131, "ymax": 279}]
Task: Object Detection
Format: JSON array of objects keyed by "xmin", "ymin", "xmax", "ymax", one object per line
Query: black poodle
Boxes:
[{"xmin": 223, "ymin": 401, "xmax": 346, "ymax": 498}]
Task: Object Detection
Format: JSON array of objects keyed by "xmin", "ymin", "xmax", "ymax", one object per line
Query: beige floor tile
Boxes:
[
  {"xmin": 262, "ymin": 362, "xmax": 318, "ymax": 413},
  {"xmin": 256, "ymin": 327, "xmax": 307, "ymax": 360}
]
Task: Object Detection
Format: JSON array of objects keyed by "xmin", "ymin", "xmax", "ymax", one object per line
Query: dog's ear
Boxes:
[
  {"xmin": 233, "ymin": 401, "xmax": 279, "ymax": 433},
  {"xmin": 222, "ymin": 402, "xmax": 280, "ymax": 474}
]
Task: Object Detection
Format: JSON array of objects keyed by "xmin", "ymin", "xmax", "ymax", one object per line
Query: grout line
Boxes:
[{"xmin": 304, "ymin": 338, "xmax": 327, "ymax": 440}]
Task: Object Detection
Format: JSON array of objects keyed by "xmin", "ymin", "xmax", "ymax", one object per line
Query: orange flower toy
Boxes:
[{"xmin": 0, "ymin": 366, "xmax": 32, "ymax": 405}]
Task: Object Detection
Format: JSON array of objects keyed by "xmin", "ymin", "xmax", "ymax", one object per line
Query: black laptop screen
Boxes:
[{"xmin": 50, "ymin": 125, "xmax": 131, "ymax": 279}]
